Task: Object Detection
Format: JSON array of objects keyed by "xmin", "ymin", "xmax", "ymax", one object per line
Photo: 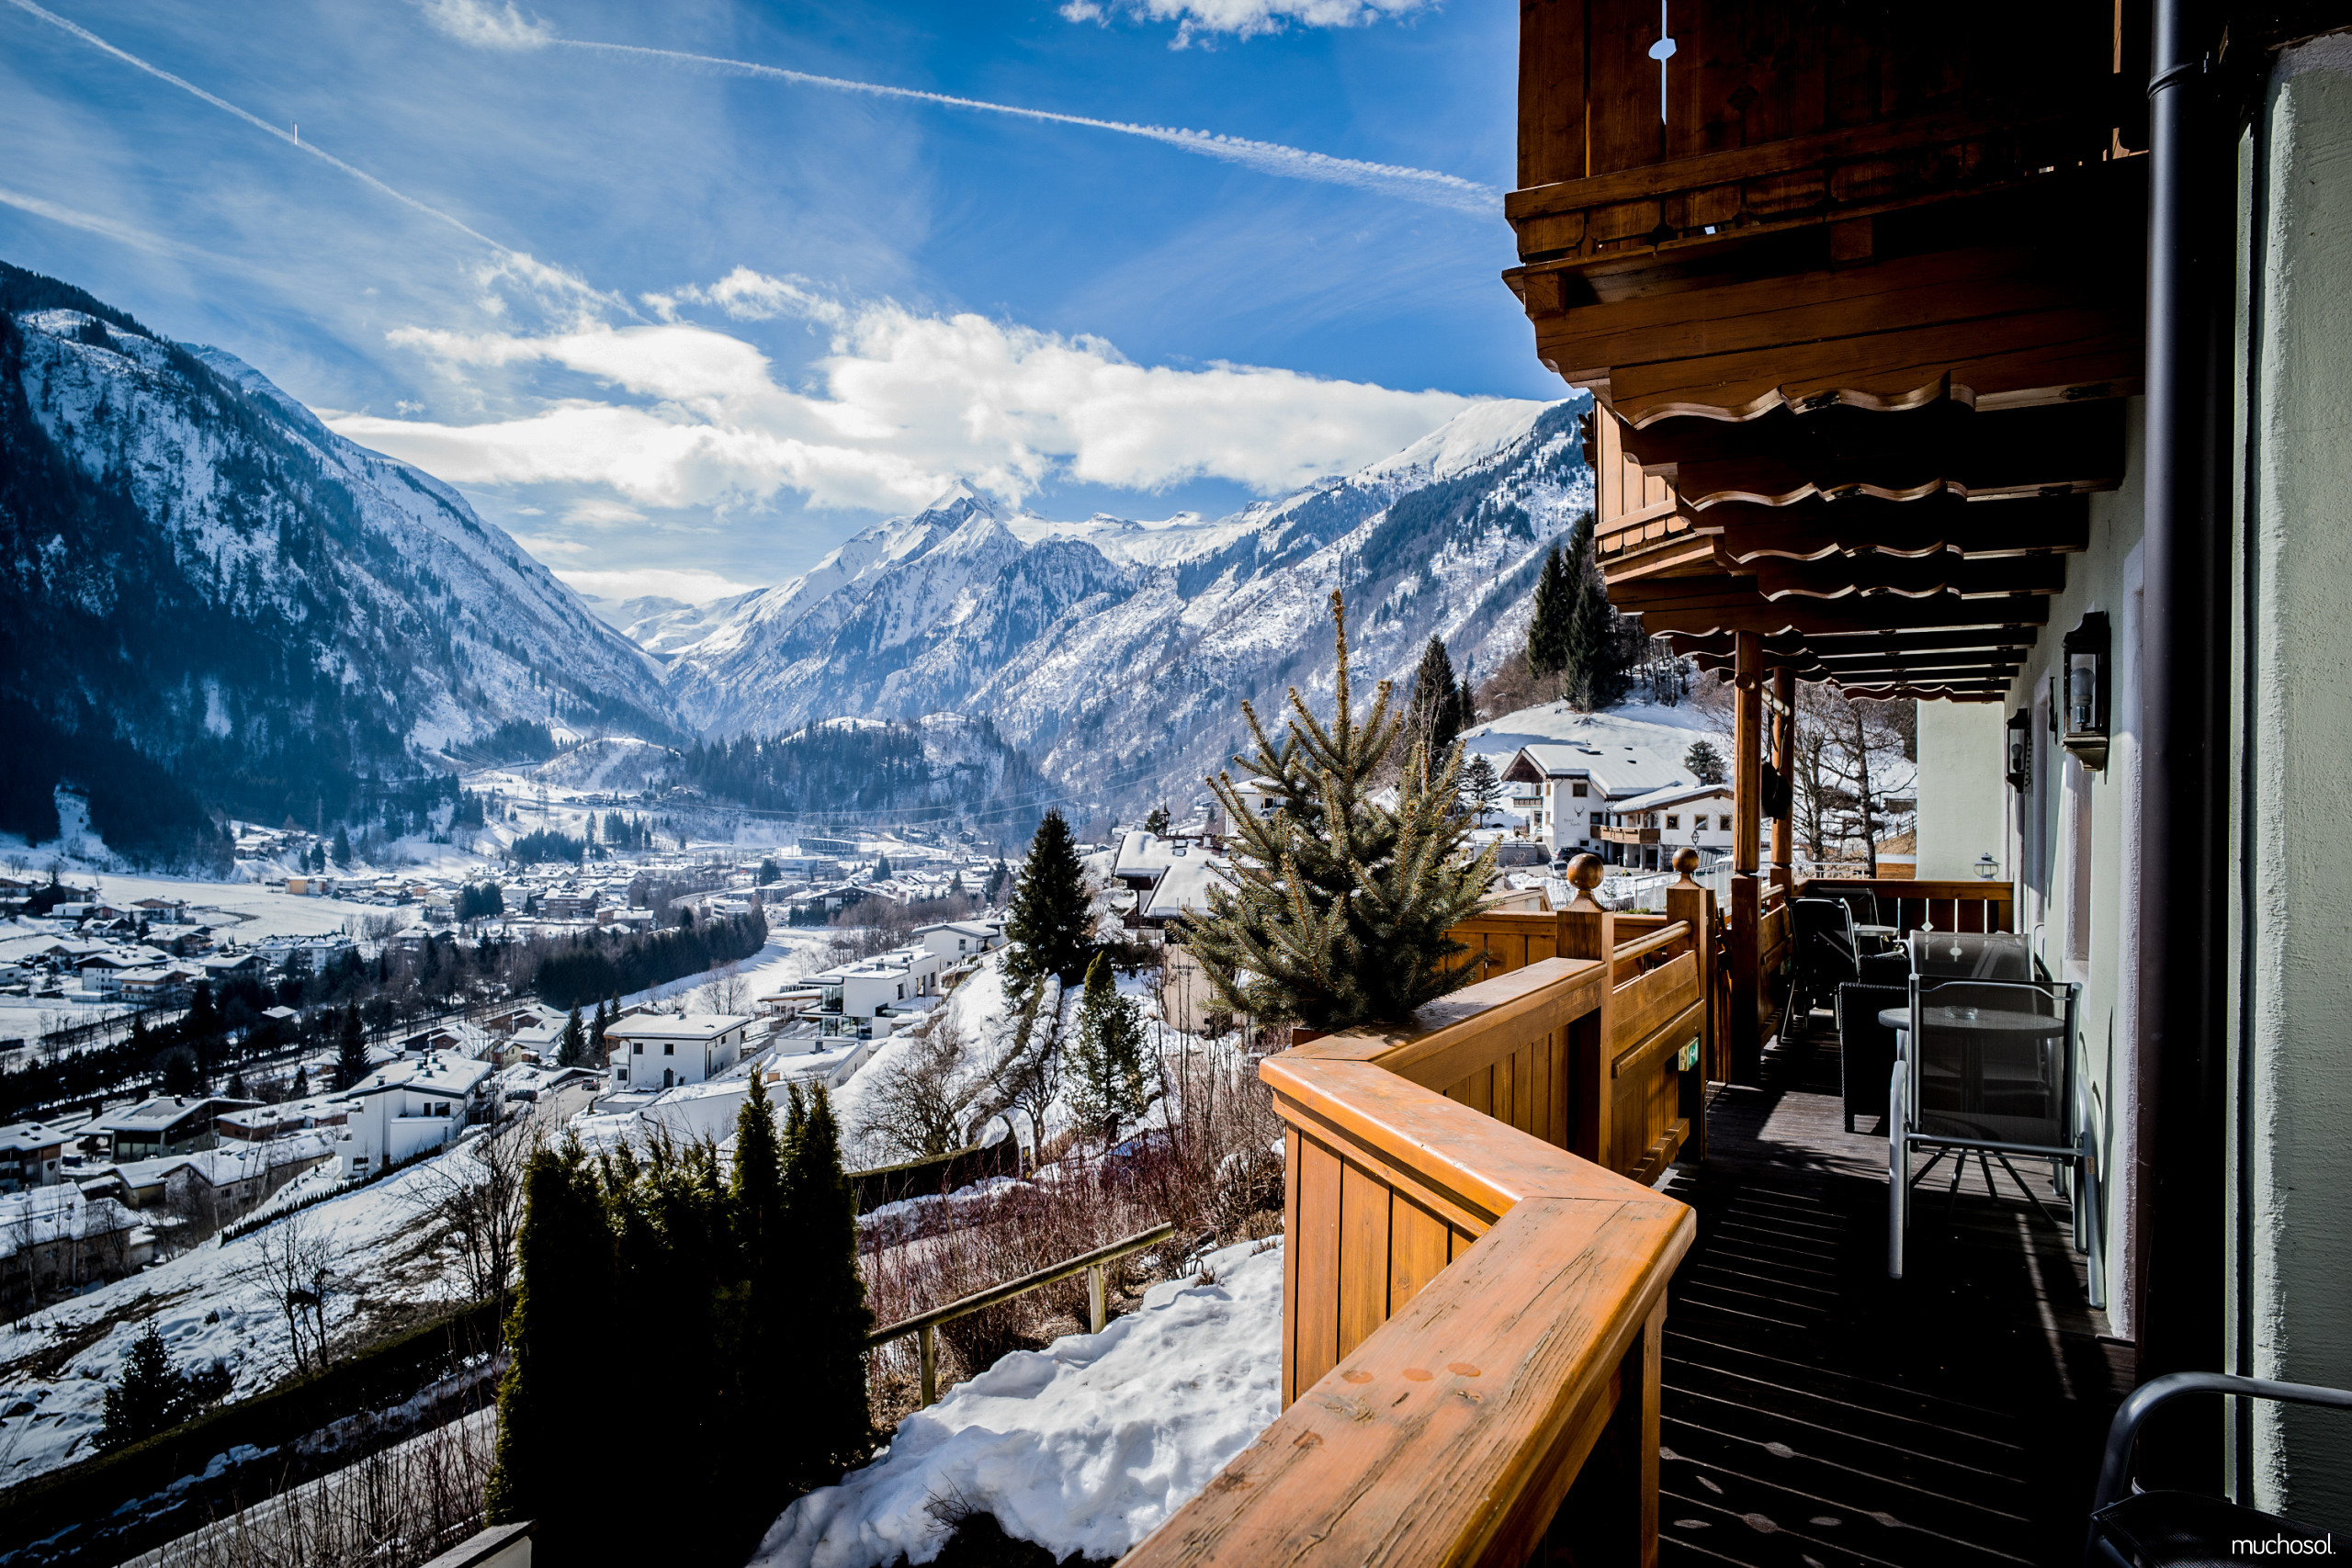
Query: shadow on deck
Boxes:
[{"xmin": 1657, "ymin": 1009, "xmax": 2132, "ymax": 1568}]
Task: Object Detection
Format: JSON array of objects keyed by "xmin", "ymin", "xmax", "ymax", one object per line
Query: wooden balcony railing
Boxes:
[
  {"xmin": 1597, "ymin": 824, "xmax": 1659, "ymax": 845},
  {"xmin": 1794, "ymin": 875, "xmax": 2017, "ymax": 936},
  {"xmin": 1124, "ymin": 887, "xmax": 1711, "ymax": 1566}
]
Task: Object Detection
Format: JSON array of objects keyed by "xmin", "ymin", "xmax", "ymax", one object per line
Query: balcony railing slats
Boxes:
[{"xmin": 1130, "ymin": 897, "xmax": 1720, "ymax": 1565}]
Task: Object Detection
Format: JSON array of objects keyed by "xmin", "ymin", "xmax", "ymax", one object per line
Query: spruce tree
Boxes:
[
  {"xmin": 1404, "ymin": 635, "xmax": 1464, "ymax": 778},
  {"xmin": 290, "ymin": 1064, "xmax": 309, "ymax": 1098},
  {"xmin": 1004, "ymin": 810, "xmax": 1092, "ymax": 985},
  {"xmin": 1143, "ymin": 804, "xmax": 1172, "ymax": 837},
  {"xmin": 486, "ymin": 1144, "xmax": 616, "ymax": 1551},
  {"xmin": 1069, "ymin": 953, "xmax": 1152, "ymax": 1145},
  {"xmin": 1562, "ymin": 513, "xmax": 1627, "ymax": 711},
  {"xmin": 335, "ymin": 1004, "xmax": 370, "ymax": 1089},
  {"xmin": 779, "ymin": 1083, "xmax": 873, "ymax": 1491},
  {"xmin": 557, "ymin": 1007, "xmax": 584, "ymax": 1067},
  {"xmin": 873, "ymin": 853, "xmax": 893, "ymax": 882},
  {"xmin": 590, "ymin": 998, "xmax": 609, "ymax": 1062},
  {"xmin": 1526, "ymin": 542, "xmax": 1575, "ymax": 679},
  {"xmin": 332, "ymin": 825, "xmax": 352, "ymax": 868},
  {"xmin": 1192, "ymin": 592, "xmax": 1498, "ymax": 1032},
  {"xmin": 1684, "ymin": 739, "xmax": 1726, "ymax": 784},
  {"xmin": 99, "ymin": 1324, "xmax": 228, "ymax": 1450},
  {"xmin": 1461, "ymin": 753, "xmax": 1504, "ymax": 824}
]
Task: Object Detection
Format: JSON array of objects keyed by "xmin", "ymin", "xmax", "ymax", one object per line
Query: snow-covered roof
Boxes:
[
  {"xmin": 1506, "ymin": 744, "xmax": 1696, "ymax": 800},
  {"xmin": 345, "ymin": 1054, "xmax": 493, "ymax": 1100},
  {"xmin": 1145, "ymin": 856, "xmax": 1233, "ymax": 921},
  {"xmin": 1611, "ymin": 780, "xmax": 1735, "ymax": 814},
  {"xmin": 602, "ymin": 1011, "xmax": 755, "ymax": 1043}
]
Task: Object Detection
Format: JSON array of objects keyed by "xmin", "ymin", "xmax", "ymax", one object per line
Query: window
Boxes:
[
  {"xmin": 1719, "ymin": 814, "xmax": 1734, "ymax": 830},
  {"xmin": 1666, "ymin": 815, "xmax": 1680, "ymax": 830},
  {"xmin": 663, "ymin": 1042, "xmax": 674, "ymax": 1055},
  {"xmin": 1571, "ymin": 782, "xmax": 1589, "ymax": 797},
  {"xmin": 632, "ymin": 1041, "xmax": 643, "ymax": 1054}
]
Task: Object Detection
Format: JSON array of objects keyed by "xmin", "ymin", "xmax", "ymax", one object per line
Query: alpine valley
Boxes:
[{"xmin": 2, "ymin": 261, "xmax": 1595, "ymax": 863}]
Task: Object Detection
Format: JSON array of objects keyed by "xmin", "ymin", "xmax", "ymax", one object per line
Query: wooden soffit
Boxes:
[
  {"xmin": 1699, "ymin": 491, "xmax": 2092, "ymax": 563},
  {"xmin": 1619, "ymin": 400, "xmax": 2125, "ymax": 508}
]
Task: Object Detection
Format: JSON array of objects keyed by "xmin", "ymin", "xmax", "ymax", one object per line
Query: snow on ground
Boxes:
[
  {"xmin": 1459, "ymin": 698, "xmax": 1716, "ymax": 773},
  {"xmin": 0, "ymin": 1116, "xmax": 527, "ymax": 1489},
  {"xmin": 752, "ymin": 1237, "xmax": 1282, "ymax": 1568}
]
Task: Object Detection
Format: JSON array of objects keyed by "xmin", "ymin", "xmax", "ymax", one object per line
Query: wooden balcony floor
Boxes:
[{"xmin": 1655, "ymin": 1009, "xmax": 2131, "ymax": 1568}]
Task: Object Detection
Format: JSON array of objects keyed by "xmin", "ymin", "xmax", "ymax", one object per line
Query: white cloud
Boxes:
[
  {"xmin": 554, "ymin": 567, "xmax": 764, "ymax": 605},
  {"xmin": 328, "ymin": 277, "xmax": 1483, "ymax": 515},
  {"xmin": 416, "ymin": 0, "xmax": 549, "ymax": 51},
  {"xmin": 1067, "ymin": 0, "xmax": 1442, "ymax": 43}
]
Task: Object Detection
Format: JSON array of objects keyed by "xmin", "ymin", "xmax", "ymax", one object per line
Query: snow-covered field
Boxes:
[
  {"xmin": 0, "ymin": 1120, "xmax": 527, "ymax": 1489},
  {"xmin": 752, "ymin": 1238, "xmax": 1282, "ymax": 1568},
  {"xmin": 1458, "ymin": 697, "xmax": 1716, "ymax": 771}
]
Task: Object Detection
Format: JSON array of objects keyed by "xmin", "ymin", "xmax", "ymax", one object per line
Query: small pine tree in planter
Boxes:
[{"xmin": 1190, "ymin": 592, "xmax": 1498, "ymax": 1032}]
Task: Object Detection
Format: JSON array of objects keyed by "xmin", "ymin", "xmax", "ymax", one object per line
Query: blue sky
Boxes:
[{"xmin": 0, "ymin": 0, "xmax": 1558, "ymax": 603}]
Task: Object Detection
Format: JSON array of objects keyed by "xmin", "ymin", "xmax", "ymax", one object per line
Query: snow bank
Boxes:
[{"xmin": 752, "ymin": 1238, "xmax": 1283, "ymax": 1568}]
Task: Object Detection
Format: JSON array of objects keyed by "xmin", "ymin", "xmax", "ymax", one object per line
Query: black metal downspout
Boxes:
[{"xmin": 2132, "ymin": 0, "xmax": 2231, "ymax": 1489}]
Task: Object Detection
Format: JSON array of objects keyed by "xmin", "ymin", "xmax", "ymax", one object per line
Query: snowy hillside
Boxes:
[
  {"xmin": 657, "ymin": 399, "xmax": 1594, "ymax": 814},
  {"xmin": 0, "ymin": 262, "xmax": 673, "ymax": 863}
]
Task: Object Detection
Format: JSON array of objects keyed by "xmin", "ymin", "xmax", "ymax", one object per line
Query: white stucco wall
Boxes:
[
  {"xmin": 2239, "ymin": 31, "xmax": 2352, "ymax": 1527},
  {"xmin": 1913, "ymin": 704, "xmax": 2006, "ymax": 880}
]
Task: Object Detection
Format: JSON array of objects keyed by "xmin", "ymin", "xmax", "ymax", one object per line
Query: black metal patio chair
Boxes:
[
  {"xmin": 2086, "ymin": 1371, "xmax": 2351, "ymax": 1564},
  {"xmin": 1789, "ymin": 897, "xmax": 1860, "ymax": 1023}
]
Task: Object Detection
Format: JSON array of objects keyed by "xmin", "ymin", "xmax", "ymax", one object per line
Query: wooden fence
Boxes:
[{"xmin": 1122, "ymin": 879, "xmax": 1710, "ymax": 1566}]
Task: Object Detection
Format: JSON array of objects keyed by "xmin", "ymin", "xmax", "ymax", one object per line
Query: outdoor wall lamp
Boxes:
[
  {"xmin": 1975, "ymin": 852, "xmax": 1998, "ymax": 881},
  {"xmin": 2061, "ymin": 611, "xmax": 2111, "ymax": 770},
  {"xmin": 2005, "ymin": 708, "xmax": 2032, "ymax": 793}
]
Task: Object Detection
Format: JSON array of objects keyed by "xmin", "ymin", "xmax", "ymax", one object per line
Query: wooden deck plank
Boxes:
[{"xmin": 1657, "ymin": 1005, "xmax": 2131, "ymax": 1567}]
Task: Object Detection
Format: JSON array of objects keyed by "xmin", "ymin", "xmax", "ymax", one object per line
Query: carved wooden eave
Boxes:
[{"xmin": 1510, "ymin": 0, "xmax": 2147, "ymax": 703}]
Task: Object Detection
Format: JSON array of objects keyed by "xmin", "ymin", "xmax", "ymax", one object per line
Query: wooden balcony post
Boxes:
[
  {"xmin": 1665, "ymin": 848, "xmax": 1713, "ymax": 1158},
  {"xmin": 1558, "ymin": 854, "xmax": 1616, "ymax": 1166},
  {"xmin": 1734, "ymin": 632, "xmax": 1762, "ymax": 875},
  {"xmin": 1729, "ymin": 634, "xmax": 1765, "ymax": 1082},
  {"xmin": 1770, "ymin": 662, "xmax": 1796, "ymax": 890}
]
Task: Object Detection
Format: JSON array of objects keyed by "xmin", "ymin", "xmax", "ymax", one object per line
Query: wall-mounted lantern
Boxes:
[
  {"xmin": 2006, "ymin": 709, "xmax": 2032, "ymax": 793},
  {"xmin": 2061, "ymin": 611, "xmax": 2111, "ymax": 770},
  {"xmin": 1975, "ymin": 852, "xmax": 1999, "ymax": 881}
]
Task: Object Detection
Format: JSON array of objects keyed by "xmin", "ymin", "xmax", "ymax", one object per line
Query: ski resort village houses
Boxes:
[
  {"xmin": 604, "ymin": 1012, "xmax": 759, "ymax": 1090},
  {"xmin": 333, "ymin": 1054, "xmax": 494, "ymax": 1178},
  {"xmin": 1501, "ymin": 742, "xmax": 1734, "ymax": 867},
  {"xmin": 1125, "ymin": 6, "xmax": 2352, "ymax": 1563}
]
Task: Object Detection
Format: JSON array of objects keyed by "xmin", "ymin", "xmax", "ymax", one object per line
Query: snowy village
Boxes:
[{"xmin": 4, "ymin": 1, "xmax": 2350, "ymax": 1565}]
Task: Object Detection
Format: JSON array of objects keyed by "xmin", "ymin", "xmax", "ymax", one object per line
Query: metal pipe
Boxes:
[{"xmin": 2132, "ymin": 0, "xmax": 2228, "ymax": 1489}]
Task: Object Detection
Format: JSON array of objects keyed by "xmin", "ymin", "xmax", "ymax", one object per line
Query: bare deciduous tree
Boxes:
[
  {"xmin": 238, "ymin": 1210, "xmax": 342, "ymax": 1376},
  {"xmin": 695, "ymin": 963, "xmax": 748, "ymax": 1016},
  {"xmin": 402, "ymin": 1115, "xmax": 541, "ymax": 1310},
  {"xmin": 852, "ymin": 1016, "xmax": 984, "ymax": 1164},
  {"xmin": 981, "ymin": 975, "xmax": 1066, "ymax": 1161}
]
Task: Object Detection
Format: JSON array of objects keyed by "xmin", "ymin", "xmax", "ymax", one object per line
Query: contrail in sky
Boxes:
[
  {"xmin": 550, "ymin": 37, "xmax": 1500, "ymax": 217},
  {"xmin": 2, "ymin": 0, "xmax": 605, "ymax": 300}
]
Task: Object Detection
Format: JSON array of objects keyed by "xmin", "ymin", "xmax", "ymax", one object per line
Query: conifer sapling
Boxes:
[{"xmin": 1191, "ymin": 592, "xmax": 1498, "ymax": 1031}]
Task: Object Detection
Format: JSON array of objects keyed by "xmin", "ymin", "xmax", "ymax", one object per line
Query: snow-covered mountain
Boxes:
[
  {"xmin": 661, "ymin": 399, "xmax": 1594, "ymax": 812},
  {"xmin": 0, "ymin": 262, "xmax": 673, "ymax": 863}
]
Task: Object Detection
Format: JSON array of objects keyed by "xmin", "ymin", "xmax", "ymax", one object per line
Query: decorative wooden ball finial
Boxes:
[
  {"xmin": 1672, "ymin": 846, "xmax": 1701, "ymax": 885},
  {"xmin": 1564, "ymin": 852, "xmax": 1606, "ymax": 909}
]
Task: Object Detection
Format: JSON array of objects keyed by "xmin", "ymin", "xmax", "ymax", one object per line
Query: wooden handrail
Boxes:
[
  {"xmin": 873, "ymin": 1224, "xmax": 1177, "ymax": 1406},
  {"xmin": 1608, "ymin": 919, "xmax": 1690, "ymax": 976},
  {"xmin": 1124, "ymin": 927, "xmax": 1707, "ymax": 1566}
]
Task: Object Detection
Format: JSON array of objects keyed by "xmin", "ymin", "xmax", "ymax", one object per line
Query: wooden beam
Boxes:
[
  {"xmin": 1621, "ymin": 401, "xmax": 2125, "ymax": 509},
  {"xmin": 1803, "ymin": 626, "xmax": 2045, "ymax": 656},
  {"xmin": 1734, "ymin": 633, "xmax": 1761, "ymax": 876},
  {"xmin": 1632, "ymin": 594, "xmax": 2051, "ymax": 637},
  {"xmin": 1702, "ymin": 492, "xmax": 2093, "ymax": 562},
  {"xmin": 1746, "ymin": 551, "xmax": 2070, "ymax": 600}
]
